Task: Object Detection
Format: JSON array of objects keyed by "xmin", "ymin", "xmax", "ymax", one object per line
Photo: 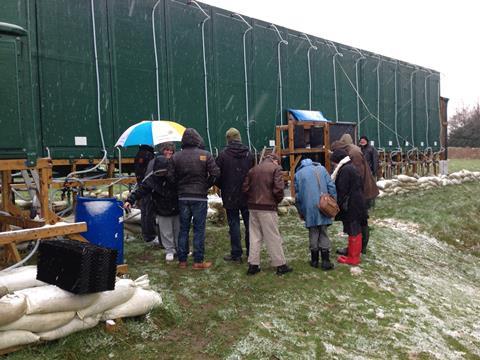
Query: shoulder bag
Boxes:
[{"xmin": 314, "ymin": 168, "xmax": 339, "ymax": 218}]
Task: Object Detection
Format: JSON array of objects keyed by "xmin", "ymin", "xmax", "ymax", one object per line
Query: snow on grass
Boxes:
[{"xmin": 225, "ymin": 217, "xmax": 480, "ymax": 359}]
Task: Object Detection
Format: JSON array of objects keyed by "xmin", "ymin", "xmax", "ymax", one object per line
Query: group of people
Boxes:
[
  {"xmin": 125, "ymin": 127, "xmax": 379, "ymax": 275},
  {"xmin": 295, "ymin": 133, "xmax": 379, "ymax": 269}
]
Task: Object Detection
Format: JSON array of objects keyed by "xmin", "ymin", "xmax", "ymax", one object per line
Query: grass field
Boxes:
[
  {"xmin": 448, "ymin": 158, "xmax": 480, "ymax": 173},
  {"xmin": 10, "ymin": 174, "xmax": 480, "ymax": 359}
]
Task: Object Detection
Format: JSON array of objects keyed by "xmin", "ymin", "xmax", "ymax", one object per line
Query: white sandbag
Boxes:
[
  {"xmin": 0, "ymin": 330, "xmax": 39, "ymax": 350},
  {"xmin": 430, "ymin": 177, "xmax": 443, "ymax": 185},
  {"xmin": 16, "ymin": 285, "xmax": 100, "ymax": 315},
  {"xmin": 124, "ymin": 208, "xmax": 141, "ymax": 224},
  {"xmin": 133, "ymin": 275, "xmax": 150, "ymax": 290},
  {"xmin": 397, "ymin": 175, "xmax": 417, "ymax": 183},
  {"xmin": 101, "ymin": 288, "xmax": 162, "ymax": 320},
  {"xmin": 376, "ymin": 180, "xmax": 387, "ymax": 190},
  {"xmin": 38, "ymin": 315, "xmax": 100, "ymax": 341},
  {"xmin": 0, "ymin": 286, "xmax": 8, "ymax": 298},
  {"xmin": 0, "ymin": 311, "xmax": 75, "ymax": 333},
  {"xmin": 417, "ymin": 177, "xmax": 431, "ymax": 184},
  {"xmin": 0, "ymin": 294, "xmax": 27, "ymax": 327},
  {"xmin": 77, "ymin": 279, "xmax": 136, "ymax": 319},
  {"xmin": 0, "ymin": 266, "xmax": 46, "ymax": 292}
]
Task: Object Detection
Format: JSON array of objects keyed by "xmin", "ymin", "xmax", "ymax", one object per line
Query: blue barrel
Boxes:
[{"xmin": 75, "ymin": 197, "xmax": 124, "ymax": 264}]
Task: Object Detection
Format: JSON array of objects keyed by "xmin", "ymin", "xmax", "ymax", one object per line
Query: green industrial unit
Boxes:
[{"xmin": 0, "ymin": 0, "xmax": 442, "ymax": 163}]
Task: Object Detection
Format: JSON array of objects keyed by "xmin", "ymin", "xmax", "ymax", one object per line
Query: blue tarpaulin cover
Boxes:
[{"xmin": 288, "ymin": 109, "xmax": 330, "ymax": 122}]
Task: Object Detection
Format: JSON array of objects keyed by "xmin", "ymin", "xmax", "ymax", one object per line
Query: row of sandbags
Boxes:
[
  {"xmin": 377, "ymin": 169, "xmax": 480, "ymax": 197},
  {"xmin": 0, "ymin": 266, "xmax": 161, "ymax": 351}
]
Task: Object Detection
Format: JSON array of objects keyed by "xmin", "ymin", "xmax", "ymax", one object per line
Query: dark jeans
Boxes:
[
  {"xmin": 178, "ymin": 200, "xmax": 208, "ymax": 263},
  {"xmin": 226, "ymin": 208, "xmax": 250, "ymax": 258},
  {"xmin": 140, "ymin": 196, "xmax": 157, "ymax": 242}
]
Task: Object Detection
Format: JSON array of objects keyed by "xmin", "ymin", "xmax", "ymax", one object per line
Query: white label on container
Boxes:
[
  {"xmin": 405, "ymin": 141, "xmax": 409, "ymax": 146},
  {"xmin": 75, "ymin": 136, "xmax": 87, "ymax": 146},
  {"xmin": 421, "ymin": 141, "xmax": 424, "ymax": 146},
  {"xmin": 434, "ymin": 141, "xmax": 438, "ymax": 146},
  {"xmin": 388, "ymin": 140, "xmax": 393, "ymax": 146},
  {"xmin": 269, "ymin": 140, "xmax": 275, "ymax": 147},
  {"xmin": 370, "ymin": 140, "xmax": 375, "ymax": 146}
]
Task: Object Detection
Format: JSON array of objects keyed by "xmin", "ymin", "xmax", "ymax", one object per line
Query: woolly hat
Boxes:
[
  {"xmin": 225, "ymin": 128, "xmax": 241, "ymax": 143},
  {"xmin": 331, "ymin": 149, "xmax": 348, "ymax": 164}
]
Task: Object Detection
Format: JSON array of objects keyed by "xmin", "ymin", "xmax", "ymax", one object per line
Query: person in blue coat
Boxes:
[{"xmin": 294, "ymin": 158, "xmax": 337, "ymax": 270}]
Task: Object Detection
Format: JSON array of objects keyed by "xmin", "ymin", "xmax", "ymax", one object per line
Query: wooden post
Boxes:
[
  {"xmin": 1, "ymin": 171, "xmax": 12, "ymax": 232},
  {"xmin": 107, "ymin": 160, "xmax": 115, "ymax": 198},
  {"xmin": 39, "ymin": 166, "xmax": 54, "ymax": 224}
]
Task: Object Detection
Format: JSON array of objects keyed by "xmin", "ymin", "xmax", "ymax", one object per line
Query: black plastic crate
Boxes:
[{"xmin": 37, "ymin": 239, "xmax": 117, "ymax": 294}]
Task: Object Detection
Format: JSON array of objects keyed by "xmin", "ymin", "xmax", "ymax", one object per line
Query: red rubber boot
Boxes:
[{"xmin": 337, "ymin": 233, "xmax": 362, "ymax": 266}]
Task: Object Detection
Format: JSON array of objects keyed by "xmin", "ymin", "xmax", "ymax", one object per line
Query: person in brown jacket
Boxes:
[
  {"xmin": 331, "ymin": 134, "xmax": 379, "ymax": 254},
  {"xmin": 242, "ymin": 153, "xmax": 293, "ymax": 276}
]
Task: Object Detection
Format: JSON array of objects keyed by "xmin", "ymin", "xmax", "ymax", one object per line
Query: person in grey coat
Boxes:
[{"xmin": 294, "ymin": 158, "xmax": 337, "ymax": 270}]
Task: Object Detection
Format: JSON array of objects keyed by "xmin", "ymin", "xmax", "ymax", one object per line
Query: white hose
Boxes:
[
  {"xmin": 394, "ymin": 62, "xmax": 400, "ymax": 148},
  {"xmin": 1, "ymin": 240, "xmax": 40, "ymax": 272},
  {"xmin": 188, "ymin": 1, "xmax": 212, "ymax": 153},
  {"xmin": 270, "ymin": 24, "xmax": 288, "ymax": 147},
  {"xmin": 232, "ymin": 13, "xmax": 253, "ymax": 149},
  {"xmin": 376, "ymin": 58, "xmax": 382, "ymax": 147},
  {"xmin": 354, "ymin": 48, "xmax": 366, "ymax": 134},
  {"xmin": 302, "ymin": 33, "xmax": 317, "ymax": 111},
  {"xmin": 326, "ymin": 41, "xmax": 343, "ymax": 122},
  {"xmin": 66, "ymin": 0, "xmax": 108, "ymax": 182},
  {"xmin": 424, "ymin": 72, "xmax": 435, "ymax": 148},
  {"xmin": 410, "ymin": 68, "xmax": 421, "ymax": 147}
]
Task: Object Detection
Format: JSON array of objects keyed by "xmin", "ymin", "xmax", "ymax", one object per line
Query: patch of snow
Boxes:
[{"xmin": 83, "ymin": 200, "xmax": 112, "ymax": 217}]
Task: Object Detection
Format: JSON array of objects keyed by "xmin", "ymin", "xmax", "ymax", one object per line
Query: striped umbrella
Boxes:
[{"xmin": 115, "ymin": 120, "xmax": 186, "ymax": 147}]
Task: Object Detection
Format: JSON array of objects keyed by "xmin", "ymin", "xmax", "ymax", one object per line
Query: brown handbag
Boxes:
[{"xmin": 314, "ymin": 168, "xmax": 340, "ymax": 218}]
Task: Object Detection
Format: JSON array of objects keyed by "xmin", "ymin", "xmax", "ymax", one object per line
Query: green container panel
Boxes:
[
  {"xmin": 212, "ymin": 9, "xmax": 251, "ymax": 149},
  {"xmin": 312, "ymin": 41, "xmax": 336, "ymax": 121},
  {"xmin": 358, "ymin": 58, "xmax": 379, "ymax": 144},
  {"xmin": 0, "ymin": 0, "xmax": 442, "ymax": 161},
  {"xmin": 0, "ymin": 0, "xmax": 38, "ymax": 162},
  {"xmin": 35, "ymin": 0, "xmax": 113, "ymax": 159},
  {"xmin": 108, "ymin": 0, "xmax": 160, "ymax": 158},
  {"xmin": 165, "ymin": 0, "xmax": 216, "ymax": 147},
  {"xmin": 285, "ymin": 31, "xmax": 309, "ymax": 111},
  {"xmin": 251, "ymin": 20, "xmax": 284, "ymax": 146},
  {"xmin": 336, "ymin": 48, "xmax": 358, "ymax": 124}
]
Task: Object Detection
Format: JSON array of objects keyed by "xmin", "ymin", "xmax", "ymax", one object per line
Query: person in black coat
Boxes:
[
  {"xmin": 359, "ymin": 136, "xmax": 379, "ymax": 179},
  {"xmin": 331, "ymin": 149, "xmax": 368, "ymax": 266},
  {"xmin": 216, "ymin": 128, "xmax": 255, "ymax": 262},
  {"xmin": 125, "ymin": 143, "xmax": 179, "ymax": 261},
  {"xmin": 167, "ymin": 128, "xmax": 220, "ymax": 269},
  {"xmin": 133, "ymin": 145, "xmax": 156, "ymax": 243}
]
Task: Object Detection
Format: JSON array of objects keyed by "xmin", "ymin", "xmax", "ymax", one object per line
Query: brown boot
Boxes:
[
  {"xmin": 192, "ymin": 261, "xmax": 212, "ymax": 270},
  {"xmin": 178, "ymin": 261, "xmax": 187, "ymax": 269}
]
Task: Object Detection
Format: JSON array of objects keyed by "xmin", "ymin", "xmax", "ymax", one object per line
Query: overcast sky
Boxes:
[{"xmin": 201, "ymin": 0, "xmax": 480, "ymax": 117}]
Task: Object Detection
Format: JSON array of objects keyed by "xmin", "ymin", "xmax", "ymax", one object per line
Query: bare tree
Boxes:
[{"xmin": 448, "ymin": 103, "xmax": 480, "ymax": 147}]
